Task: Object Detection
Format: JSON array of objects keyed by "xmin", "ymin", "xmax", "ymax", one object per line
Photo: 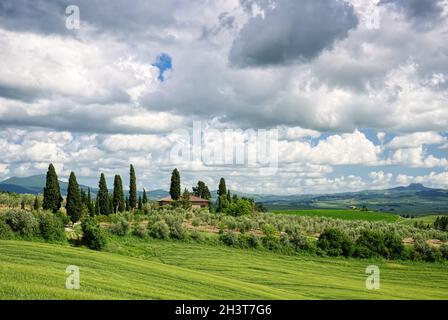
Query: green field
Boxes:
[
  {"xmin": 272, "ymin": 209, "xmax": 400, "ymax": 222},
  {"xmin": 1, "ymin": 238, "xmax": 447, "ymax": 299}
]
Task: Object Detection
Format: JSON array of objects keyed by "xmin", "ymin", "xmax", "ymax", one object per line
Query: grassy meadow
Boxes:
[
  {"xmin": 271, "ymin": 209, "xmax": 400, "ymax": 222},
  {"xmin": 0, "ymin": 238, "xmax": 447, "ymax": 300}
]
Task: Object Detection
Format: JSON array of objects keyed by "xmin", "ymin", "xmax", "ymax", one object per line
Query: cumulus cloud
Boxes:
[{"xmin": 229, "ymin": 0, "xmax": 358, "ymax": 67}]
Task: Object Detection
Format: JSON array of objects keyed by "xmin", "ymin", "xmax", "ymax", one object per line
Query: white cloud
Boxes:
[{"xmin": 387, "ymin": 132, "xmax": 446, "ymax": 149}]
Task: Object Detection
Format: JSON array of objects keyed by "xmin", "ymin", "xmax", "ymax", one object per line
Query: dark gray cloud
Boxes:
[
  {"xmin": 380, "ymin": 0, "xmax": 445, "ymax": 30},
  {"xmin": 0, "ymin": 0, "xmax": 182, "ymax": 37},
  {"xmin": 200, "ymin": 12, "xmax": 236, "ymax": 40},
  {"xmin": 229, "ymin": 0, "xmax": 358, "ymax": 67}
]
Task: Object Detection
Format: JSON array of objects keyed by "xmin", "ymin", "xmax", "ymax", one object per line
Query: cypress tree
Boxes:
[
  {"xmin": 66, "ymin": 171, "xmax": 83, "ymax": 224},
  {"xmin": 113, "ymin": 175, "xmax": 125, "ymax": 213},
  {"xmin": 170, "ymin": 168, "xmax": 181, "ymax": 200},
  {"xmin": 125, "ymin": 196, "xmax": 130, "ymax": 211},
  {"xmin": 218, "ymin": 177, "xmax": 227, "ymax": 197},
  {"xmin": 129, "ymin": 164, "xmax": 137, "ymax": 210},
  {"xmin": 97, "ymin": 173, "xmax": 110, "ymax": 215},
  {"xmin": 94, "ymin": 196, "xmax": 99, "ymax": 215},
  {"xmin": 193, "ymin": 181, "xmax": 212, "ymax": 200},
  {"xmin": 227, "ymin": 189, "xmax": 231, "ymax": 203},
  {"xmin": 42, "ymin": 163, "xmax": 63, "ymax": 213},
  {"xmin": 180, "ymin": 188, "xmax": 191, "ymax": 210},
  {"xmin": 142, "ymin": 189, "xmax": 148, "ymax": 204},
  {"xmin": 33, "ymin": 196, "xmax": 39, "ymax": 211},
  {"xmin": 87, "ymin": 188, "xmax": 94, "ymax": 216},
  {"xmin": 138, "ymin": 195, "xmax": 143, "ymax": 210}
]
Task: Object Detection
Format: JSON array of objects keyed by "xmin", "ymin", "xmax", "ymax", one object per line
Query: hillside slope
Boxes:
[{"xmin": 1, "ymin": 239, "xmax": 447, "ymax": 299}]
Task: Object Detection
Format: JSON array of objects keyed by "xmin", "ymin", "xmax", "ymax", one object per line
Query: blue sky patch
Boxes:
[{"xmin": 153, "ymin": 53, "xmax": 172, "ymax": 81}]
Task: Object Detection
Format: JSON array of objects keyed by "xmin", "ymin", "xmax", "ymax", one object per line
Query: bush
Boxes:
[
  {"xmin": 191, "ymin": 217, "xmax": 201, "ymax": 227},
  {"xmin": 440, "ymin": 244, "xmax": 448, "ymax": 260},
  {"xmin": 133, "ymin": 223, "xmax": 147, "ymax": 238},
  {"xmin": 411, "ymin": 239, "xmax": 441, "ymax": 262},
  {"xmin": 54, "ymin": 211, "xmax": 70, "ymax": 225},
  {"xmin": 383, "ymin": 232, "xmax": 405, "ymax": 259},
  {"xmin": 354, "ymin": 229, "xmax": 387, "ymax": 259},
  {"xmin": 110, "ymin": 218, "xmax": 130, "ymax": 236},
  {"xmin": 81, "ymin": 218, "xmax": 107, "ymax": 250},
  {"xmin": 0, "ymin": 218, "xmax": 14, "ymax": 240},
  {"xmin": 4, "ymin": 209, "xmax": 39, "ymax": 238},
  {"xmin": 317, "ymin": 228, "xmax": 353, "ymax": 257},
  {"xmin": 149, "ymin": 221, "xmax": 170, "ymax": 240},
  {"xmin": 190, "ymin": 230, "xmax": 204, "ymax": 242},
  {"xmin": 38, "ymin": 212, "xmax": 66, "ymax": 242},
  {"xmin": 220, "ymin": 232, "xmax": 238, "ymax": 246},
  {"xmin": 289, "ymin": 230, "xmax": 310, "ymax": 252},
  {"xmin": 247, "ymin": 234, "xmax": 261, "ymax": 248}
]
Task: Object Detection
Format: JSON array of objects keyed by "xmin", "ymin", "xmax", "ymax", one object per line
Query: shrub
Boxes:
[
  {"xmin": 190, "ymin": 230, "xmax": 204, "ymax": 242},
  {"xmin": 54, "ymin": 211, "xmax": 70, "ymax": 225},
  {"xmin": 110, "ymin": 218, "xmax": 130, "ymax": 236},
  {"xmin": 81, "ymin": 218, "xmax": 107, "ymax": 250},
  {"xmin": 5, "ymin": 209, "xmax": 39, "ymax": 238},
  {"xmin": 289, "ymin": 230, "xmax": 310, "ymax": 252},
  {"xmin": 354, "ymin": 229, "xmax": 386, "ymax": 259},
  {"xmin": 149, "ymin": 221, "xmax": 170, "ymax": 240},
  {"xmin": 191, "ymin": 217, "xmax": 201, "ymax": 227},
  {"xmin": 133, "ymin": 223, "xmax": 147, "ymax": 238},
  {"xmin": 383, "ymin": 232, "xmax": 405, "ymax": 259},
  {"xmin": 247, "ymin": 234, "xmax": 261, "ymax": 248},
  {"xmin": 411, "ymin": 239, "xmax": 440, "ymax": 262},
  {"xmin": 440, "ymin": 244, "xmax": 448, "ymax": 260},
  {"xmin": 317, "ymin": 228, "xmax": 354, "ymax": 257},
  {"xmin": 0, "ymin": 218, "xmax": 14, "ymax": 240},
  {"xmin": 38, "ymin": 212, "xmax": 66, "ymax": 242},
  {"xmin": 220, "ymin": 231, "xmax": 238, "ymax": 246}
]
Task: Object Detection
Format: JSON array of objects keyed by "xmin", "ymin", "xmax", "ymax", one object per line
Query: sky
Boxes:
[{"xmin": 0, "ymin": 0, "xmax": 447, "ymax": 195}]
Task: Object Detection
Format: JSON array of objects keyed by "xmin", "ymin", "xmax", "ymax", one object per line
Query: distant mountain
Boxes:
[
  {"xmin": 0, "ymin": 174, "xmax": 170, "ymax": 199},
  {"xmin": 1, "ymin": 175, "xmax": 446, "ymax": 215}
]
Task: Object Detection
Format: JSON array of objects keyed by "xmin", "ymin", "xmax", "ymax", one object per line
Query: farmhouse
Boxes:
[{"xmin": 158, "ymin": 195, "xmax": 210, "ymax": 208}]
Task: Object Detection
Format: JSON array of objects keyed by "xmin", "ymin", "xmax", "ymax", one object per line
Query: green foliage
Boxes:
[
  {"xmin": 38, "ymin": 212, "xmax": 66, "ymax": 242},
  {"xmin": 218, "ymin": 177, "xmax": 227, "ymax": 196},
  {"xmin": 113, "ymin": 175, "xmax": 125, "ymax": 213},
  {"xmin": 33, "ymin": 196, "xmax": 40, "ymax": 211},
  {"xmin": 54, "ymin": 211, "xmax": 70, "ymax": 225},
  {"xmin": 149, "ymin": 220, "xmax": 170, "ymax": 240},
  {"xmin": 192, "ymin": 181, "xmax": 211, "ymax": 200},
  {"xmin": 133, "ymin": 223, "xmax": 147, "ymax": 238},
  {"xmin": 0, "ymin": 217, "xmax": 14, "ymax": 240},
  {"xmin": 434, "ymin": 216, "xmax": 448, "ymax": 231},
  {"xmin": 110, "ymin": 217, "xmax": 130, "ymax": 236},
  {"xmin": 142, "ymin": 189, "xmax": 148, "ymax": 204},
  {"xmin": 165, "ymin": 214, "xmax": 185, "ymax": 239},
  {"xmin": 220, "ymin": 231, "xmax": 238, "ymax": 246},
  {"xmin": 42, "ymin": 163, "xmax": 62, "ymax": 213},
  {"xmin": 66, "ymin": 171, "xmax": 83, "ymax": 224},
  {"xmin": 225, "ymin": 198, "xmax": 253, "ymax": 217},
  {"xmin": 170, "ymin": 168, "xmax": 181, "ymax": 201},
  {"xmin": 129, "ymin": 164, "xmax": 137, "ymax": 209},
  {"xmin": 440, "ymin": 244, "xmax": 448, "ymax": 260},
  {"xmin": 4, "ymin": 209, "xmax": 39, "ymax": 238},
  {"xmin": 97, "ymin": 173, "xmax": 111, "ymax": 215},
  {"xmin": 317, "ymin": 228, "xmax": 353, "ymax": 257},
  {"xmin": 180, "ymin": 188, "xmax": 191, "ymax": 210},
  {"xmin": 138, "ymin": 195, "xmax": 143, "ymax": 210},
  {"xmin": 81, "ymin": 218, "xmax": 107, "ymax": 250}
]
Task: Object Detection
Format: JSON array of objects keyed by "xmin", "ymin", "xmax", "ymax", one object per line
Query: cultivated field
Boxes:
[
  {"xmin": 1, "ymin": 238, "xmax": 447, "ymax": 300},
  {"xmin": 272, "ymin": 209, "xmax": 400, "ymax": 222}
]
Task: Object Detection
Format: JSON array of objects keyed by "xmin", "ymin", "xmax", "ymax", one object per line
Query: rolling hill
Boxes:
[{"xmin": 0, "ymin": 174, "xmax": 446, "ymax": 214}]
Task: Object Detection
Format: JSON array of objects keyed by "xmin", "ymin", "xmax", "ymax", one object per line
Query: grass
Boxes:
[
  {"xmin": 1, "ymin": 237, "xmax": 447, "ymax": 300},
  {"xmin": 271, "ymin": 209, "xmax": 400, "ymax": 222}
]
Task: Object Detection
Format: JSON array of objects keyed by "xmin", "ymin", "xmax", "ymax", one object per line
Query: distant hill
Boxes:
[
  {"xmin": 0, "ymin": 174, "xmax": 169, "ymax": 199},
  {"xmin": 1, "ymin": 175, "xmax": 446, "ymax": 215}
]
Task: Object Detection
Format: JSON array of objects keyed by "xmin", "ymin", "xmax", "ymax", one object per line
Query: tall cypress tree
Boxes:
[
  {"xmin": 42, "ymin": 163, "xmax": 63, "ymax": 213},
  {"xmin": 138, "ymin": 195, "xmax": 143, "ymax": 210},
  {"xmin": 87, "ymin": 188, "xmax": 94, "ymax": 216},
  {"xmin": 129, "ymin": 164, "xmax": 137, "ymax": 210},
  {"xmin": 97, "ymin": 173, "xmax": 110, "ymax": 215},
  {"xmin": 125, "ymin": 196, "xmax": 130, "ymax": 211},
  {"xmin": 33, "ymin": 196, "xmax": 40, "ymax": 211},
  {"xmin": 142, "ymin": 189, "xmax": 148, "ymax": 204},
  {"xmin": 170, "ymin": 168, "xmax": 181, "ymax": 200},
  {"xmin": 113, "ymin": 175, "xmax": 125, "ymax": 213},
  {"xmin": 218, "ymin": 177, "xmax": 227, "ymax": 196},
  {"xmin": 66, "ymin": 171, "xmax": 82, "ymax": 223}
]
